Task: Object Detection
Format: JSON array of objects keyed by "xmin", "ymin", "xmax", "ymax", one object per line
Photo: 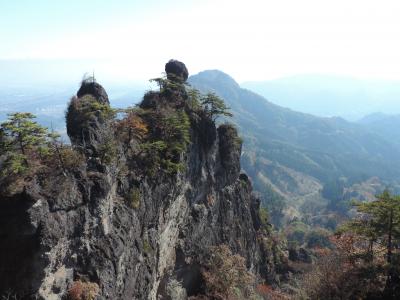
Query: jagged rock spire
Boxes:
[{"xmin": 66, "ymin": 79, "xmax": 112, "ymax": 155}]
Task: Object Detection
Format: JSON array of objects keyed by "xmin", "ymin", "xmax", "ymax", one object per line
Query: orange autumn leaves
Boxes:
[{"xmin": 116, "ymin": 112, "xmax": 148, "ymax": 143}]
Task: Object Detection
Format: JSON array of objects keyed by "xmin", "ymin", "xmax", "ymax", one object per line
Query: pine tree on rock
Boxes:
[{"xmin": 0, "ymin": 112, "xmax": 50, "ymax": 174}]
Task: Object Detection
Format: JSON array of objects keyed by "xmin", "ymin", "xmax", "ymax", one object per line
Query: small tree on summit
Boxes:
[{"xmin": 200, "ymin": 92, "xmax": 233, "ymax": 121}]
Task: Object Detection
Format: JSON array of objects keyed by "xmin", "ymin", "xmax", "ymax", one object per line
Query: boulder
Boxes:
[{"xmin": 165, "ymin": 59, "xmax": 189, "ymax": 82}]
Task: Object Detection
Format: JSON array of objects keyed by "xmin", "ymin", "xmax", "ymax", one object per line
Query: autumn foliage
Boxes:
[
  {"xmin": 256, "ymin": 284, "xmax": 289, "ymax": 300},
  {"xmin": 295, "ymin": 232, "xmax": 385, "ymax": 299},
  {"xmin": 200, "ymin": 245, "xmax": 255, "ymax": 299},
  {"xmin": 67, "ymin": 280, "xmax": 99, "ymax": 300},
  {"xmin": 116, "ymin": 111, "xmax": 148, "ymax": 143}
]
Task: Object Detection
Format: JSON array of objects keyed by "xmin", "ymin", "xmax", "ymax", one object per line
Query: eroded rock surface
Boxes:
[{"xmin": 0, "ymin": 61, "xmax": 279, "ymax": 299}]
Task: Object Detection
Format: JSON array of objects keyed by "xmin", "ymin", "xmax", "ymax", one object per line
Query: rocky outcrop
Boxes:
[
  {"xmin": 165, "ymin": 59, "xmax": 189, "ymax": 82},
  {"xmin": 66, "ymin": 84, "xmax": 114, "ymax": 158},
  {"xmin": 77, "ymin": 80, "xmax": 109, "ymax": 104},
  {"xmin": 0, "ymin": 61, "xmax": 278, "ymax": 299}
]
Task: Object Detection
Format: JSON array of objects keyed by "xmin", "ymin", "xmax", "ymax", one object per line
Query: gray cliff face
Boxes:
[{"xmin": 0, "ymin": 62, "xmax": 277, "ymax": 299}]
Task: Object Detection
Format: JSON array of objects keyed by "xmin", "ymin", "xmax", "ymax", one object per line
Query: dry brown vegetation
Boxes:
[
  {"xmin": 201, "ymin": 245, "xmax": 254, "ymax": 299},
  {"xmin": 67, "ymin": 280, "xmax": 99, "ymax": 300},
  {"xmin": 292, "ymin": 234, "xmax": 386, "ymax": 299}
]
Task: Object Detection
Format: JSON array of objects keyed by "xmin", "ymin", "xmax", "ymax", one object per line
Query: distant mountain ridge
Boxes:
[
  {"xmin": 358, "ymin": 112, "xmax": 400, "ymax": 147},
  {"xmin": 242, "ymin": 74, "xmax": 400, "ymax": 120},
  {"xmin": 189, "ymin": 71, "xmax": 400, "ymax": 200}
]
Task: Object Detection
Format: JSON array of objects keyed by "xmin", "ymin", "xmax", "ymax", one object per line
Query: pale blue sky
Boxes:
[
  {"xmin": 1, "ymin": 0, "xmax": 400, "ymax": 81},
  {"xmin": 0, "ymin": 0, "xmax": 180, "ymax": 57}
]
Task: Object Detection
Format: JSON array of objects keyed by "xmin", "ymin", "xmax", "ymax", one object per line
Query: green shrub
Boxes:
[
  {"xmin": 0, "ymin": 112, "xmax": 54, "ymax": 176},
  {"xmin": 75, "ymin": 95, "xmax": 115, "ymax": 121},
  {"xmin": 285, "ymin": 221, "xmax": 308, "ymax": 247},
  {"xmin": 98, "ymin": 136, "xmax": 117, "ymax": 165},
  {"xmin": 258, "ymin": 207, "xmax": 270, "ymax": 231},
  {"xmin": 1, "ymin": 153, "xmax": 28, "ymax": 176},
  {"xmin": 139, "ymin": 141, "xmax": 167, "ymax": 176},
  {"xmin": 140, "ymin": 110, "xmax": 190, "ymax": 175},
  {"xmin": 200, "ymin": 92, "xmax": 233, "ymax": 121},
  {"xmin": 288, "ymin": 229, "xmax": 306, "ymax": 247},
  {"xmin": 306, "ymin": 228, "xmax": 331, "ymax": 248},
  {"xmin": 186, "ymin": 87, "xmax": 202, "ymax": 110},
  {"xmin": 127, "ymin": 187, "xmax": 140, "ymax": 209},
  {"xmin": 161, "ymin": 159, "xmax": 185, "ymax": 174},
  {"xmin": 143, "ymin": 239, "xmax": 151, "ymax": 254},
  {"xmin": 150, "ymin": 76, "xmax": 183, "ymax": 94}
]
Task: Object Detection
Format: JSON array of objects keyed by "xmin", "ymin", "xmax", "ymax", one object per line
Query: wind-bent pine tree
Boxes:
[{"xmin": 200, "ymin": 92, "xmax": 233, "ymax": 121}]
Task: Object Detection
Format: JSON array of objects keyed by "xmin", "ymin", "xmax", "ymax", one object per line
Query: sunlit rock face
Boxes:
[{"xmin": 0, "ymin": 60, "xmax": 278, "ymax": 299}]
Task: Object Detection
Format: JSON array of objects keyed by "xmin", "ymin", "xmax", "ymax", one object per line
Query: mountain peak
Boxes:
[{"xmin": 190, "ymin": 69, "xmax": 240, "ymax": 89}]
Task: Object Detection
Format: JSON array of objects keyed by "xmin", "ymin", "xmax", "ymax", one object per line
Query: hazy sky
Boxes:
[{"xmin": 1, "ymin": 0, "xmax": 400, "ymax": 81}]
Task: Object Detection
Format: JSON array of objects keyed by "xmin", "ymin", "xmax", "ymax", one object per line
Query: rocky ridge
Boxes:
[{"xmin": 0, "ymin": 60, "xmax": 281, "ymax": 299}]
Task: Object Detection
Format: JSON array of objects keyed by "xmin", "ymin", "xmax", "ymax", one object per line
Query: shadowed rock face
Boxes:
[
  {"xmin": 217, "ymin": 124, "xmax": 242, "ymax": 186},
  {"xmin": 0, "ymin": 192, "xmax": 44, "ymax": 296},
  {"xmin": 165, "ymin": 59, "xmax": 189, "ymax": 82},
  {"xmin": 0, "ymin": 61, "xmax": 279, "ymax": 299}
]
